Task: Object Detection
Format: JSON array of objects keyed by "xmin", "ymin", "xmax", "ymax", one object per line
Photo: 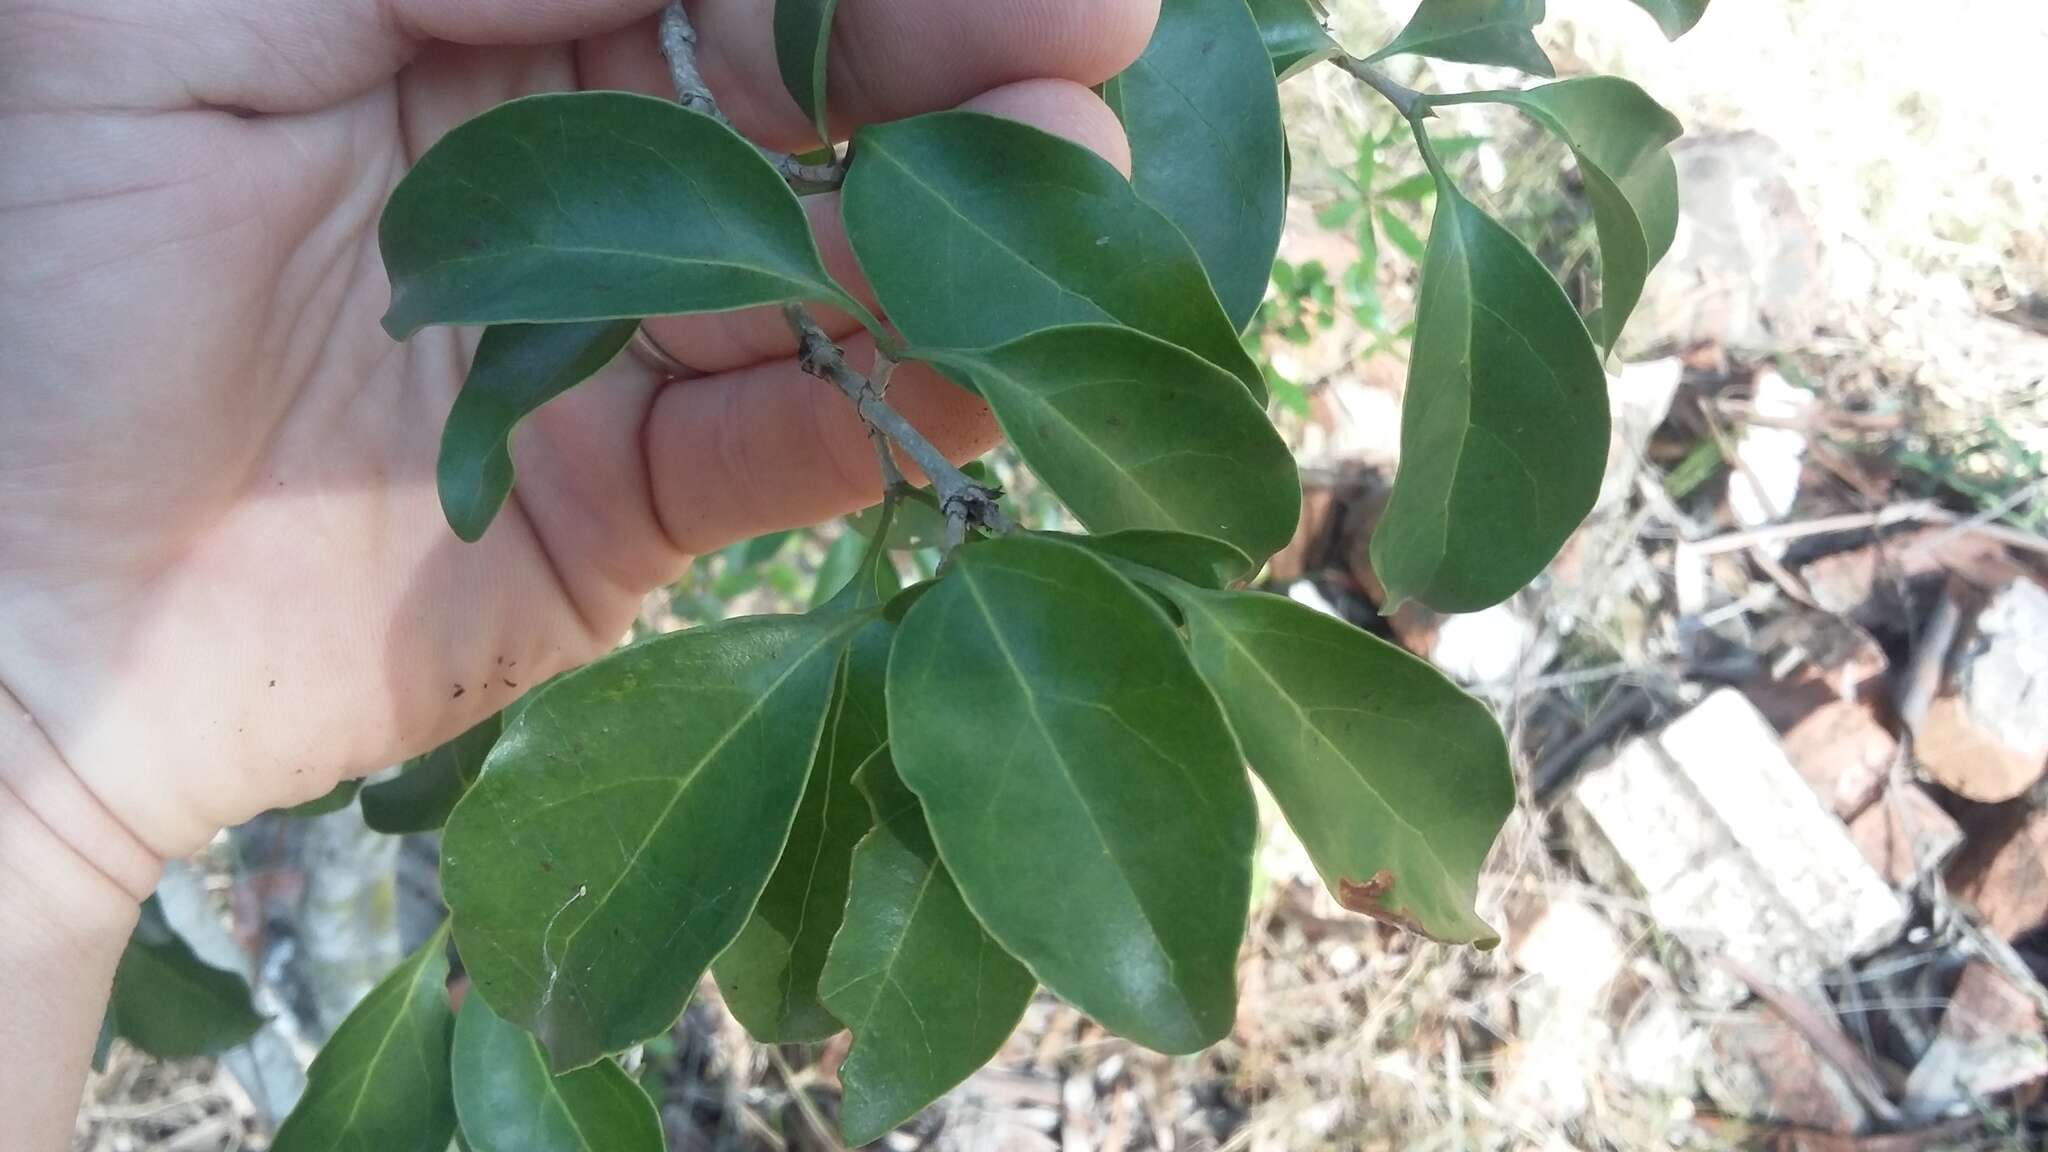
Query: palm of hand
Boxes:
[{"xmin": 0, "ymin": 0, "xmax": 1150, "ymax": 856}]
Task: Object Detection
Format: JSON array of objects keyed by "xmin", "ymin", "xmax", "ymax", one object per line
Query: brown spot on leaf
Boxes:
[
  {"xmin": 452, "ymin": 685, "xmax": 466, "ymax": 699},
  {"xmin": 1337, "ymin": 870, "xmax": 1429, "ymax": 937}
]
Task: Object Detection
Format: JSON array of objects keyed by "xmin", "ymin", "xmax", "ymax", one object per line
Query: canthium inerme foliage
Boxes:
[{"xmin": 105, "ymin": 2, "xmax": 1711, "ymax": 1146}]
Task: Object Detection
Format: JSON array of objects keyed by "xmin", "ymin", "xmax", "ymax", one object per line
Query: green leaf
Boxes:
[
  {"xmin": 281, "ymin": 779, "xmax": 361, "ymax": 819},
  {"xmin": 362, "ymin": 713, "xmax": 503, "ymax": 836},
  {"xmin": 887, "ymin": 536, "xmax": 1256, "ymax": 1052},
  {"xmin": 1150, "ymin": 585, "xmax": 1513, "ymax": 944},
  {"xmin": 821, "ymin": 755, "xmax": 1035, "ymax": 1145},
  {"xmin": 437, "ymin": 322, "xmax": 638, "ymax": 542},
  {"xmin": 108, "ymin": 897, "xmax": 265, "ymax": 1059},
  {"xmin": 442, "ymin": 611, "xmax": 868, "ymax": 1070},
  {"xmin": 1044, "ymin": 529, "xmax": 1255, "ymax": 590},
  {"xmin": 1370, "ymin": 154, "xmax": 1608, "ymax": 612},
  {"xmin": 272, "ymin": 926, "xmax": 456, "ymax": 1152},
  {"xmin": 1377, "ymin": 206, "xmax": 1428, "ymax": 262},
  {"xmin": 1248, "ymin": 0, "xmax": 1336, "ymax": 78},
  {"xmin": 380, "ymin": 92, "xmax": 856, "ymax": 338},
  {"xmin": 452, "ymin": 994, "xmax": 662, "ymax": 1152},
  {"xmin": 1368, "ymin": 0, "xmax": 1554, "ymax": 77},
  {"xmin": 1106, "ymin": 0, "xmax": 1288, "ymax": 327},
  {"xmin": 1624, "ymin": 0, "xmax": 1710, "ymax": 39},
  {"xmin": 843, "ymin": 112, "xmax": 1263, "ymax": 401},
  {"xmin": 1381, "ymin": 171, "xmax": 1437, "ymax": 201},
  {"xmin": 773, "ymin": 0, "xmax": 843, "ymax": 144},
  {"xmin": 714, "ymin": 622, "xmax": 892, "ymax": 1042},
  {"xmin": 812, "ymin": 514, "xmax": 904, "ymax": 612},
  {"xmin": 1630, "ymin": 148, "xmax": 1682, "ymax": 272},
  {"xmin": 1442, "ymin": 79, "xmax": 1682, "ymax": 351},
  {"xmin": 809, "ymin": 530, "xmax": 869, "ymax": 611},
  {"xmin": 921, "ymin": 326, "xmax": 1300, "ymax": 563}
]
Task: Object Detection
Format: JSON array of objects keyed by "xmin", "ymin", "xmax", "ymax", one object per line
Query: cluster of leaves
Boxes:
[{"xmin": 105, "ymin": 1, "xmax": 1710, "ymax": 1148}]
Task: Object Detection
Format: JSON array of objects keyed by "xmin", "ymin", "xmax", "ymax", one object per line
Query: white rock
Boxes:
[
  {"xmin": 1956, "ymin": 578, "xmax": 2048, "ymax": 768},
  {"xmin": 1728, "ymin": 369, "xmax": 1813, "ymax": 532},
  {"xmin": 1597, "ymin": 357, "xmax": 1686, "ymax": 514},
  {"xmin": 1432, "ymin": 602, "xmax": 1555, "ymax": 687},
  {"xmin": 1566, "ymin": 690, "xmax": 1906, "ymax": 1006}
]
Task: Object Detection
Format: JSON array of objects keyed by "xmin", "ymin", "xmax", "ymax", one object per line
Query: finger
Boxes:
[
  {"xmin": 638, "ymin": 79, "xmax": 1133, "ymax": 374},
  {"xmin": 645, "ymin": 337, "xmax": 1000, "ymax": 556},
  {"xmin": 577, "ymin": 0, "xmax": 1159, "ymax": 153},
  {"xmin": 5, "ymin": 1, "xmax": 671, "ymax": 114}
]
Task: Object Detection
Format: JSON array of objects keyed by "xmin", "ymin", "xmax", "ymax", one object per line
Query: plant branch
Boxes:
[
  {"xmin": 864, "ymin": 352, "xmax": 911, "ymax": 495},
  {"xmin": 659, "ymin": 3, "xmax": 1003, "ymax": 545},
  {"xmin": 783, "ymin": 305, "xmax": 1013, "ymax": 540},
  {"xmin": 658, "ymin": 3, "xmax": 844, "ymax": 190},
  {"xmin": 1333, "ymin": 54, "xmax": 1433, "ymax": 122}
]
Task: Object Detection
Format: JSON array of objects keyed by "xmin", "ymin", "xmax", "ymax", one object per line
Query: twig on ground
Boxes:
[
  {"xmin": 658, "ymin": 3, "xmax": 845, "ymax": 190},
  {"xmin": 1899, "ymin": 475, "xmax": 2048, "ymax": 561},
  {"xmin": 1686, "ymin": 500, "xmax": 2048, "ymax": 557},
  {"xmin": 1712, "ymin": 955, "xmax": 1906, "ymax": 1127}
]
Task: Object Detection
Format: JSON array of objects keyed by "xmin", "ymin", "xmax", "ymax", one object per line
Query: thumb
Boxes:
[{"xmin": 4, "ymin": 0, "xmax": 668, "ymax": 114}]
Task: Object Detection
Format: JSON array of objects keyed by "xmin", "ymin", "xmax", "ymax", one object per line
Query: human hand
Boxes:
[{"xmin": 0, "ymin": 0, "xmax": 1157, "ymax": 867}]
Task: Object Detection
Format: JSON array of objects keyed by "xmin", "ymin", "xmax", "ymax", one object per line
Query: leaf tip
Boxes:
[
  {"xmin": 380, "ymin": 301, "xmax": 419, "ymax": 342},
  {"xmin": 1336, "ymin": 870, "xmax": 1496, "ymax": 947},
  {"xmin": 1336, "ymin": 870, "xmax": 1423, "ymax": 931},
  {"xmin": 438, "ymin": 488, "xmax": 495, "ymax": 544}
]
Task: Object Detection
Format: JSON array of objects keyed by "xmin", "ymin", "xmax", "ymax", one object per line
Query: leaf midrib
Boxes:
[
  {"xmin": 859, "ymin": 139, "xmax": 1116, "ymax": 326},
  {"xmin": 952, "ymin": 562, "xmax": 1191, "ymax": 1019},
  {"xmin": 971, "ymin": 366, "xmax": 1183, "ymax": 527},
  {"xmin": 327, "ymin": 945, "xmax": 438, "ymax": 1143},
  {"xmin": 549, "ymin": 620, "xmax": 858, "ymax": 995}
]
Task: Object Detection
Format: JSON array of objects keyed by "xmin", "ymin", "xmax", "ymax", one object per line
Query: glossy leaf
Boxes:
[
  {"xmin": 452, "ymin": 994, "xmax": 662, "ymax": 1152},
  {"xmin": 442, "ymin": 611, "xmax": 868, "ymax": 1070},
  {"xmin": 1249, "ymin": 0, "xmax": 1336, "ymax": 78},
  {"xmin": 714, "ymin": 622, "xmax": 892, "ymax": 1042},
  {"xmin": 888, "ymin": 535, "xmax": 1256, "ymax": 1052},
  {"xmin": 108, "ymin": 897, "xmax": 264, "ymax": 1059},
  {"xmin": 1370, "ymin": 156, "xmax": 1608, "ymax": 612},
  {"xmin": 1625, "ymin": 0, "xmax": 1710, "ymax": 39},
  {"xmin": 1046, "ymin": 529, "xmax": 1255, "ymax": 590},
  {"xmin": 362, "ymin": 713, "xmax": 503, "ymax": 835},
  {"xmin": 1443, "ymin": 79, "xmax": 1681, "ymax": 351},
  {"xmin": 1368, "ymin": 0, "xmax": 1554, "ymax": 78},
  {"xmin": 1154, "ymin": 585, "xmax": 1513, "ymax": 944},
  {"xmin": 1629, "ymin": 149, "xmax": 1681, "ymax": 273},
  {"xmin": 380, "ymin": 92, "xmax": 855, "ymax": 338},
  {"xmin": 843, "ymin": 112, "xmax": 1263, "ymax": 399},
  {"xmin": 1104, "ymin": 0, "xmax": 1288, "ymax": 327},
  {"xmin": 921, "ymin": 326, "xmax": 1300, "ymax": 563},
  {"xmin": 821, "ymin": 755, "xmax": 1035, "ymax": 1145},
  {"xmin": 774, "ymin": 0, "xmax": 842, "ymax": 144},
  {"xmin": 271, "ymin": 926, "xmax": 456, "ymax": 1152},
  {"xmin": 437, "ymin": 321, "xmax": 638, "ymax": 542}
]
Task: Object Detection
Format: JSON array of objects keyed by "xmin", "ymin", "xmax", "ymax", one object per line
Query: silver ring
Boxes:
[{"xmin": 629, "ymin": 325, "xmax": 705, "ymax": 381}]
